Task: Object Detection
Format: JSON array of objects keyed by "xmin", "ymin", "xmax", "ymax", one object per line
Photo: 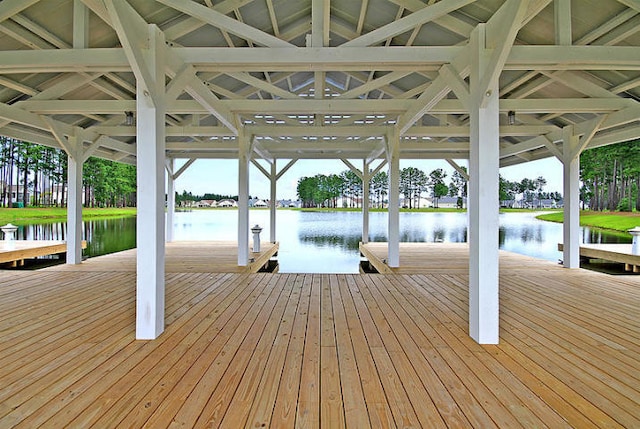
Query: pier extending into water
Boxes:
[
  {"xmin": 0, "ymin": 240, "xmax": 87, "ymax": 268},
  {"xmin": 558, "ymin": 243, "xmax": 640, "ymax": 273},
  {"xmin": 1, "ymin": 242, "xmax": 638, "ymax": 428}
]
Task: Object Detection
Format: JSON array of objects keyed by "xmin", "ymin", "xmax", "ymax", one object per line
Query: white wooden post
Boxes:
[
  {"xmin": 469, "ymin": 24, "xmax": 500, "ymax": 344},
  {"xmin": 562, "ymin": 126, "xmax": 581, "ymax": 268},
  {"xmin": 387, "ymin": 128, "xmax": 400, "ymax": 267},
  {"xmin": 362, "ymin": 159, "xmax": 370, "ymax": 244},
  {"xmin": 135, "ymin": 26, "xmax": 166, "ymax": 340},
  {"xmin": 66, "ymin": 137, "xmax": 83, "ymax": 264},
  {"xmin": 270, "ymin": 160, "xmax": 277, "ymax": 243},
  {"xmin": 165, "ymin": 158, "xmax": 175, "ymax": 243},
  {"xmin": 238, "ymin": 129, "xmax": 250, "ymax": 266}
]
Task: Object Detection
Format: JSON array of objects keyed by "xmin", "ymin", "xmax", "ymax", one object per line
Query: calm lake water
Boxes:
[{"xmin": 12, "ymin": 210, "xmax": 632, "ymax": 273}]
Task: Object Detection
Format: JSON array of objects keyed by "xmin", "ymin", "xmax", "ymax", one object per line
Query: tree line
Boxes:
[
  {"xmin": 296, "ymin": 167, "xmax": 468, "ymax": 209},
  {"xmin": 580, "ymin": 141, "xmax": 640, "ymax": 211},
  {"xmin": 0, "ymin": 137, "xmax": 136, "ymax": 208}
]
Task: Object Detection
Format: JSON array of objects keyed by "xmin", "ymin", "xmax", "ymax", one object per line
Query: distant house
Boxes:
[
  {"xmin": 249, "ymin": 198, "xmax": 268, "ymax": 208},
  {"xmin": 195, "ymin": 199, "xmax": 217, "ymax": 208},
  {"xmin": 436, "ymin": 196, "xmax": 466, "ymax": 209},
  {"xmin": 1, "ymin": 183, "xmax": 32, "ymax": 205},
  {"xmin": 279, "ymin": 199, "xmax": 301, "ymax": 208},
  {"xmin": 218, "ymin": 199, "xmax": 237, "ymax": 208}
]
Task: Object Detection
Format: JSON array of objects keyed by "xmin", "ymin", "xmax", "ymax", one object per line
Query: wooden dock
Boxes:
[
  {"xmin": 360, "ymin": 242, "xmax": 561, "ymax": 275},
  {"xmin": 45, "ymin": 241, "xmax": 279, "ymax": 274},
  {"xmin": 0, "ymin": 240, "xmax": 87, "ymax": 268},
  {"xmin": 1, "ymin": 243, "xmax": 639, "ymax": 428},
  {"xmin": 558, "ymin": 243, "xmax": 640, "ymax": 273}
]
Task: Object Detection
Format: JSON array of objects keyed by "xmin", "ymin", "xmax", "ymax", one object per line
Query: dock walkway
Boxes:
[
  {"xmin": 0, "ymin": 240, "xmax": 86, "ymax": 268},
  {"xmin": 1, "ymin": 243, "xmax": 639, "ymax": 427},
  {"xmin": 558, "ymin": 242, "xmax": 640, "ymax": 273}
]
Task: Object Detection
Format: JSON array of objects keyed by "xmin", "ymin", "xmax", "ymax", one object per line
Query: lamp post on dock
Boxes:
[
  {"xmin": 1, "ymin": 223, "xmax": 18, "ymax": 250},
  {"xmin": 629, "ymin": 226, "xmax": 640, "ymax": 256},
  {"xmin": 252, "ymin": 224, "xmax": 263, "ymax": 253},
  {"xmin": 1, "ymin": 223, "xmax": 18, "ymax": 240}
]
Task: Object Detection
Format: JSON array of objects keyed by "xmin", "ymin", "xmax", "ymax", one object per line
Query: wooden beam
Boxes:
[
  {"xmin": 156, "ymin": 0, "xmax": 293, "ymax": 48},
  {"xmin": 343, "ymin": 0, "xmax": 475, "ymax": 47}
]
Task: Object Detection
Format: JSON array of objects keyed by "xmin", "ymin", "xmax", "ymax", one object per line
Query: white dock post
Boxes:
[
  {"xmin": 238, "ymin": 127, "xmax": 250, "ymax": 266},
  {"xmin": 362, "ymin": 159, "xmax": 370, "ymax": 244},
  {"xmin": 270, "ymin": 161, "xmax": 277, "ymax": 243},
  {"xmin": 562, "ymin": 127, "xmax": 581, "ymax": 269},
  {"xmin": 468, "ymin": 24, "xmax": 500, "ymax": 345},
  {"xmin": 165, "ymin": 158, "xmax": 175, "ymax": 243},
  {"xmin": 387, "ymin": 127, "xmax": 400, "ymax": 267},
  {"xmin": 66, "ymin": 137, "xmax": 83, "ymax": 265}
]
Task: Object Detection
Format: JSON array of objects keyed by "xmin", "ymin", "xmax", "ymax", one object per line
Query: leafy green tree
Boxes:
[
  {"xmin": 371, "ymin": 171, "xmax": 388, "ymax": 208},
  {"xmin": 400, "ymin": 167, "xmax": 425, "ymax": 208},
  {"xmin": 428, "ymin": 168, "xmax": 447, "ymax": 208}
]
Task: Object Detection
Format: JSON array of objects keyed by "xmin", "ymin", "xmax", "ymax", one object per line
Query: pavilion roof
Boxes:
[{"xmin": 0, "ymin": 0, "xmax": 638, "ymax": 165}]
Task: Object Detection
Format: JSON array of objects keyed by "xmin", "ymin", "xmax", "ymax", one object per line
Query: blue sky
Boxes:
[{"xmin": 173, "ymin": 157, "xmax": 563, "ymax": 200}]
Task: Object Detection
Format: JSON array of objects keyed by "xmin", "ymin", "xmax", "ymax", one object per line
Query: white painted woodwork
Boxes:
[
  {"xmin": 387, "ymin": 128, "xmax": 400, "ymax": 267},
  {"xmin": 166, "ymin": 158, "xmax": 175, "ymax": 243},
  {"xmin": 362, "ymin": 160, "xmax": 370, "ymax": 244},
  {"xmin": 66, "ymin": 137, "xmax": 83, "ymax": 265},
  {"xmin": 238, "ymin": 129, "xmax": 250, "ymax": 266},
  {"xmin": 270, "ymin": 161, "xmax": 277, "ymax": 243},
  {"xmin": 468, "ymin": 25, "xmax": 500, "ymax": 345},
  {"xmin": 562, "ymin": 127, "xmax": 581, "ymax": 268}
]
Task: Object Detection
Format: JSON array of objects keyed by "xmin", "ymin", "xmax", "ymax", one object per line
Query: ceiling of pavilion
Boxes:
[{"xmin": 0, "ymin": 0, "xmax": 639, "ymax": 167}]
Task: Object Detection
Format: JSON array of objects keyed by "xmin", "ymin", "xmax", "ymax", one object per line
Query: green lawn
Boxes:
[
  {"xmin": 0, "ymin": 207, "xmax": 137, "ymax": 226},
  {"xmin": 536, "ymin": 211, "xmax": 640, "ymax": 233}
]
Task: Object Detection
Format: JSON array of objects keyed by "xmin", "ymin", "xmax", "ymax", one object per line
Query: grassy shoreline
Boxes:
[
  {"xmin": 0, "ymin": 207, "xmax": 137, "ymax": 226},
  {"xmin": 536, "ymin": 211, "xmax": 640, "ymax": 233}
]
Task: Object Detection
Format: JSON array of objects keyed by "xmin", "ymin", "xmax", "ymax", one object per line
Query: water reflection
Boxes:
[
  {"xmin": 8, "ymin": 210, "xmax": 631, "ymax": 273},
  {"xmin": 12, "ymin": 216, "xmax": 136, "ymax": 257}
]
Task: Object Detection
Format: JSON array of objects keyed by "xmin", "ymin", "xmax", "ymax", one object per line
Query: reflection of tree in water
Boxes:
[
  {"xmin": 582, "ymin": 227, "xmax": 631, "ymax": 244},
  {"xmin": 84, "ymin": 217, "xmax": 136, "ymax": 256},
  {"xmin": 17, "ymin": 222, "xmax": 67, "ymax": 240},
  {"xmin": 298, "ymin": 233, "xmax": 361, "ymax": 251},
  {"xmin": 499, "ymin": 225, "xmax": 545, "ymax": 244},
  {"xmin": 13, "ymin": 217, "xmax": 137, "ymax": 257}
]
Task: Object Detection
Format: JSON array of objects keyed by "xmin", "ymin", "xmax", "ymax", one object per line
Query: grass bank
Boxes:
[
  {"xmin": 536, "ymin": 211, "xmax": 640, "ymax": 233},
  {"xmin": 295, "ymin": 207, "xmax": 466, "ymax": 213},
  {"xmin": 0, "ymin": 207, "xmax": 137, "ymax": 226}
]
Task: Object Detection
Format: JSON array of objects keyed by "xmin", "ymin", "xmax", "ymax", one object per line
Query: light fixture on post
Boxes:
[
  {"xmin": 507, "ymin": 110, "xmax": 516, "ymax": 126},
  {"xmin": 125, "ymin": 111, "xmax": 134, "ymax": 126}
]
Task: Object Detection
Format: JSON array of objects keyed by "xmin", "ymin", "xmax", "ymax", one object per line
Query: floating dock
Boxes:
[
  {"xmin": 360, "ymin": 242, "xmax": 558, "ymax": 275},
  {"xmin": 0, "ymin": 240, "xmax": 87, "ymax": 268},
  {"xmin": 45, "ymin": 241, "xmax": 279, "ymax": 274},
  {"xmin": 558, "ymin": 243, "xmax": 640, "ymax": 273}
]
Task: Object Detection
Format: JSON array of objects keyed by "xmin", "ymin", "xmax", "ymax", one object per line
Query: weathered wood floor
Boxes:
[{"xmin": 1, "ymin": 245, "xmax": 639, "ymax": 428}]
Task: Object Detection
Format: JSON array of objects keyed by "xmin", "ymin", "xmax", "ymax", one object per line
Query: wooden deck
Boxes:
[
  {"xmin": 1, "ymin": 245, "xmax": 639, "ymax": 428},
  {"xmin": 0, "ymin": 240, "xmax": 87, "ymax": 267},
  {"xmin": 45, "ymin": 241, "xmax": 279, "ymax": 274},
  {"xmin": 360, "ymin": 242, "xmax": 563, "ymax": 275},
  {"xmin": 558, "ymin": 243, "xmax": 640, "ymax": 273}
]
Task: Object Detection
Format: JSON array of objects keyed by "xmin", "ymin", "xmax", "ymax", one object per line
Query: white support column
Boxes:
[
  {"xmin": 469, "ymin": 25, "xmax": 500, "ymax": 344},
  {"xmin": 270, "ymin": 160, "xmax": 277, "ymax": 243},
  {"xmin": 165, "ymin": 158, "xmax": 175, "ymax": 243},
  {"xmin": 562, "ymin": 126, "xmax": 581, "ymax": 268},
  {"xmin": 362, "ymin": 159, "xmax": 370, "ymax": 244},
  {"xmin": 66, "ymin": 137, "xmax": 83, "ymax": 265},
  {"xmin": 135, "ymin": 27, "xmax": 166, "ymax": 340},
  {"xmin": 387, "ymin": 128, "xmax": 400, "ymax": 267},
  {"xmin": 238, "ymin": 128, "xmax": 250, "ymax": 266}
]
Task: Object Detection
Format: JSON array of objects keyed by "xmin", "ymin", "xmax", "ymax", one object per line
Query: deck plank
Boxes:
[{"xmin": 0, "ymin": 243, "xmax": 639, "ymax": 428}]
